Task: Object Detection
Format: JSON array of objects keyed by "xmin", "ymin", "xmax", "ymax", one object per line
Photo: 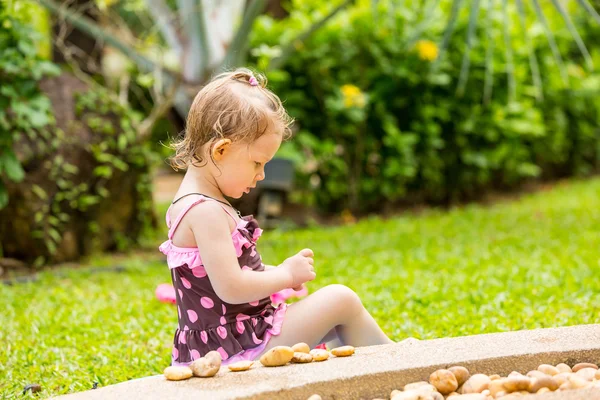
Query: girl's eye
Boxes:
[{"xmin": 255, "ymin": 162, "xmax": 262, "ymax": 167}]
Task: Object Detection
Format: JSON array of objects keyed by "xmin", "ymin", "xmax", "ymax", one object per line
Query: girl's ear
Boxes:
[{"xmin": 212, "ymin": 139, "xmax": 233, "ymax": 161}]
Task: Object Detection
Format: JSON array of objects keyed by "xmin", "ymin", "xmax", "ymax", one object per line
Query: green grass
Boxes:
[{"xmin": 2, "ymin": 178, "xmax": 600, "ymax": 398}]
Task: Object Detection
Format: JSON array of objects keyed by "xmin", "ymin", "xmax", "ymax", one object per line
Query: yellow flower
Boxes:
[
  {"xmin": 340, "ymin": 84, "xmax": 366, "ymax": 108},
  {"xmin": 415, "ymin": 40, "xmax": 439, "ymax": 61}
]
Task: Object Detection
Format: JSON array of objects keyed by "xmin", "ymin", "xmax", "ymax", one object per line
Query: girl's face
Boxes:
[{"xmin": 212, "ymin": 132, "xmax": 282, "ymax": 199}]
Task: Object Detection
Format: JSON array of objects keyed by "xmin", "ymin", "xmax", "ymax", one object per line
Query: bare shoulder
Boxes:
[
  {"xmin": 170, "ymin": 200, "xmax": 236, "ymax": 247},
  {"xmin": 186, "ymin": 200, "xmax": 235, "ymax": 233}
]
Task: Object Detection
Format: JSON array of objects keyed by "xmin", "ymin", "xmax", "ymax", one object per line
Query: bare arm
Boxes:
[{"xmin": 189, "ymin": 202, "xmax": 293, "ymax": 304}]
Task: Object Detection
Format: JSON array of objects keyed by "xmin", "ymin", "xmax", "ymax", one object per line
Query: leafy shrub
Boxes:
[{"xmin": 250, "ymin": 0, "xmax": 600, "ymax": 212}]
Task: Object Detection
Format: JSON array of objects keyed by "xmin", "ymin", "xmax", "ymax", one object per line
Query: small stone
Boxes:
[
  {"xmin": 190, "ymin": 351, "xmax": 221, "ymax": 377},
  {"xmin": 309, "ymin": 349, "xmax": 329, "ymax": 362},
  {"xmin": 537, "ymin": 364, "xmax": 559, "ymax": 376},
  {"xmin": 572, "ymin": 362, "xmax": 598, "ymax": 372},
  {"xmin": 291, "ymin": 352, "xmax": 313, "ymax": 363},
  {"xmin": 429, "ymin": 369, "xmax": 458, "ymax": 394},
  {"xmin": 292, "ymin": 342, "xmax": 310, "ymax": 353},
  {"xmin": 576, "ymin": 367, "xmax": 597, "ymax": 381},
  {"xmin": 528, "ymin": 376, "xmax": 558, "ymax": 392},
  {"xmin": 595, "ymin": 369, "xmax": 600, "ymax": 380},
  {"xmin": 331, "ymin": 345, "xmax": 355, "ymax": 357},
  {"xmin": 460, "ymin": 374, "xmax": 491, "ymax": 394},
  {"xmin": 488, "ymin": 379, "xmax": 506, "ymax": 396},
  {"xmin": 489, "ymin": 374, "xmax": 501, "ymax": 380},
  {"xmin": 260, "ymin": 346, "xmax": 295, "ymax": 367},
  {"xmin": 449, "ymin": 366, "xmax": 471, "ymax": 387},
  {"xmin": 553, "ymin": 372, "xmax": 571, "ymax": 386},
  {"xmin": 536, "ymin": 387, "xmax": 551, "ymax": 394},
  {"xmin": 163, "ymin": 366, "xmax": 193, "ymax": 381},
  {"xmin": 568, "ymin": 374, "xmax": 591, "ymax": 389},
  {"xmin": 556, "ymin": 363, "xmax": 572, "ymax": 373},
  {"xmin": 526, "ymin": 370, "xmax": 547, "ymax": 379},
  {"xmin": 228, "ymin": 360, "xmax": 254, "ymax": 372},
  {"xmin": 503, "ymin": 376, "xmax": 530, "ymax": 393},
  {"xmin": 307, "ymin": 395, "xmax": 322, "ymax": 400}
]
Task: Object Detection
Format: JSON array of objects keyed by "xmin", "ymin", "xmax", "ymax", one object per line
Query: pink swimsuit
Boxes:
[{"xmin": 159, "ymin": 195, "xmax": 287, "ymax": 366}]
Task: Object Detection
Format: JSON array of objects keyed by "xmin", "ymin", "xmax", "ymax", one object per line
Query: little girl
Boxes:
[{"xmin": 159, "ymin": 68, "xmax": 394, "ymax": 367}]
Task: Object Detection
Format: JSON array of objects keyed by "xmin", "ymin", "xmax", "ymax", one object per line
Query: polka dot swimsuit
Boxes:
[{"xmin": 159, "ymin": 195, "xmax": 287, "ymax": 366}]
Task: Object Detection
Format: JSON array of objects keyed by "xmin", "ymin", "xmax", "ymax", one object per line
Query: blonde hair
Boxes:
[{"xmin": 169, "ymin": 68, "xmax": 293, "ymax": 170}]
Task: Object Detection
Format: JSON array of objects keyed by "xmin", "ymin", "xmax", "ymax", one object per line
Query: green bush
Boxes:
[
  {"xmin": 250, "ymin": 0, "xmax": 600, "ymax": 213},
  {"xmin": 0, "ymin": 8, "xmax": 60, "ymax": 208}
]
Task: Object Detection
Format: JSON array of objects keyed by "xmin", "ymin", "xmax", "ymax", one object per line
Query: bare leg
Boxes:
[{"xmin": 257, "ymin": 284, "xmax": 393, "ymax": 357}]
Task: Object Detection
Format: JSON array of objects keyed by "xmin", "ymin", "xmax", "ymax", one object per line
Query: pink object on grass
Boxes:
[{"xmin": 155, "ymin": 283, "xmax": 177, "ymax": 304}]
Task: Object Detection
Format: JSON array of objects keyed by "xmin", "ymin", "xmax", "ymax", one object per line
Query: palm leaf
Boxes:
[
  {"xmin": 37, "ymin": 0, "xmax": 191, "ymax": 115},
  {"xmin": 575, "ymin": 0, "xmax": 600, "ymax": 24},
  {"xmin": 516, "ymin": 0, "xmax": 543, "ymax": 102},
  {"xmin": 222, "ymin": 0, "xmax": 268, "ymax": 70},
  {"xmin": 456, "ymin": 0, "xmax": 481, "ymax": 97},
  {"xmin": 531, "ymin": 0, "xmax": 569, "ymax": 85},
  {"xmin": 503, "ymin": 0, "xmax": 516, "ymax": 103},
  {"xmin": 406, "ymin": 0, "xmax": 442, "ymax": 47},
  {"xmin": 145, "ymin": 0, "xmax": 183, "ymax": 57},
  {"xmin": 483, "ymin": 0, "xmax": 495, "ymax": 105},
  {"xmin": 177, "ymin": 0, "xmax": 210, "ymax": 82},
  {"xmin": 431, "ymin": 0, "xmax": 464, "ymax": 70},
  {"xmin": 268, "ymin": 0, "xmax": 354, "ymax": 71},
  {"xmin": 549, "ymin": 0, "xmax": 593, "ymax": 70}
]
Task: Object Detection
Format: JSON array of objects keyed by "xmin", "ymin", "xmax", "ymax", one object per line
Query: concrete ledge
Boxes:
[{"xmin": 54, "ymin": 324, "xmax": 600, "ymax": 400}]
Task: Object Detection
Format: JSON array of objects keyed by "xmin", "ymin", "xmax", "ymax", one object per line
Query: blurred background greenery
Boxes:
[{"xmin": 2, "ymin": 0, "xmax": 600, "ymax": 268}]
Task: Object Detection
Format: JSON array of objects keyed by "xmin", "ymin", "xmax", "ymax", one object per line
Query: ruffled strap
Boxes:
[{"xmin": 231, "ymin": 218, "xmax": 263, "ymax": 257}]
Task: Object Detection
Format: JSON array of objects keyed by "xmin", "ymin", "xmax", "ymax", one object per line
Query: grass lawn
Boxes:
[{"xmin": 2, "ymin": 178, "xmax": 600, "ymax": 398}]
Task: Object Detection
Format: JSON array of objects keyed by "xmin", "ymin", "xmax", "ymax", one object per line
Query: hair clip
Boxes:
[{"xmin": 249, "ymin": 76, "xmax": 258, "ymax": 86}]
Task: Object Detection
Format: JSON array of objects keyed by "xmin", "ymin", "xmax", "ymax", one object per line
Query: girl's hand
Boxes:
[
  {"xmin": 291, "ymin": 283, "xmax": 306, "ymax": 291},
  {"xmin": 281, "ymin": 248, "xmax": 316, "ymax": 288}
]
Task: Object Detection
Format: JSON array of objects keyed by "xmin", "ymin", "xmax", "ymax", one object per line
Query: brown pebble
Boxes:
[
  {"xmin": 537, "ymin": 364, "xmax": 559, "ymax": 376},
  {"xmin": 553, "ymin": 372, "xmax": 571, "ymax": 386},
  {"xmin": 537, "ymin": 387, "xmax": 551, "ymax": 394},
  {"xmin": 576, "ymin": 367, "xmax": 597, "ymax": 381},
  {"xmin": 309, "ymin": 349, "xmax": 329, "ymax": 362},
  {"xmin": 528, "ymin": 376, "xmax": 558, "ymax": 392},
  {"xmin": 291, "ymin": 352, "xmax": 313, "ymax": 363},
  {"xmin": 503, "ymin": 376, "xmax": 530, "ymax": 393},
  {"xmin": 556, "ymin": 363, "xmax": 572, "ymax": 373},
  {"xmin": 526, "ymin": 370, "xmax": 547, "ymax": 379},
  {"xmin": 228, "ymin": 360, "xmax": 253, "ymax": 372},
  {"xmin": 448, "ymin": 366, "xmax": 471, "ymax": 387},
  {"xmin": 489, "ymin": 374, "xmax": 501, "ymax": 380},
  {"xmin": 460, "ymin": 374, "xmax": 490, "ymax": 394},
  {"xmin": 163, "ymin": 366, "xmax": 193, "ymax": 381},
  {"xmin": 331, "ymin": 345, "xmax": 355, "ymax": 357},
  {"xmin": 567, "ymin": 374, "xmax": 591, "ymax": 389},
  {"xmin": 292, "ymin": 342, "xmax": 310, "ymax": 353},
  {"xmin": 488, "ymin": 379, "xmax": 507, "ymax": 396},
  {"xmin": 596, "ymin": 369, "xmax": 600, "ymax": 380},
  {"xmin": 572, "ymin": 362, "xmax": 598, "ymax": 372},
  {"xmin": 429, "ymin": 369, "xmax": 458, "ymax": 394}
]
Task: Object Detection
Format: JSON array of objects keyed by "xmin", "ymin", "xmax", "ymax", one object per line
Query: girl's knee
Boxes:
[{"xmin": 324, "ymin": 284, "xmax": 364, "ymax": 314}]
